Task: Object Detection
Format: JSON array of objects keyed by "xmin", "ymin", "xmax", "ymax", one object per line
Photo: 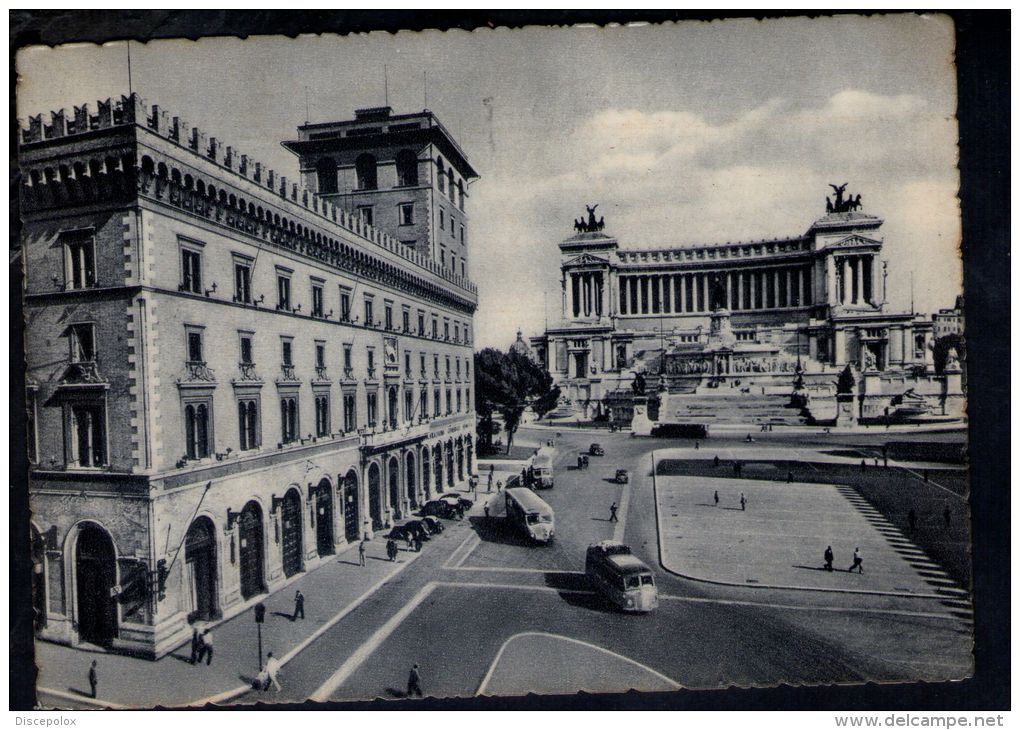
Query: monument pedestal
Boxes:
[
  {"xmin": 708, "ymin": 308, "xmax": 736, "ymax": 347},
  {"xmin": 859, "ymin": 369, "xmax": 885, "ymax": 420},
  {"xmin": 942, "ymin": 364, "xmax": 965, "ymax": 417},
  {"xmin": 631, "ymin": 396, "xmax": 653, "ymax": 436},
  {"xmin": 835, "ymin": 393, "xmax": 858, "ymax": 427}
]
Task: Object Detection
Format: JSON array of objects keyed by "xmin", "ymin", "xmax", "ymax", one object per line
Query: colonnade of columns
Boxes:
[
  {"xmin": 827, "ymin": 254, "xmax": 878, "ymax": 307},
  {"xmin": 568, "ymin": 271, "xmax": 606, "ymax": 318},
  {"xmin": 617, "ymin": 266, "xmax": 813, "ymax": 315}
]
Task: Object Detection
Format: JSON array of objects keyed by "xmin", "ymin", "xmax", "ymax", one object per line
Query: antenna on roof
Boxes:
[
  {"xmin": 423, "ymin": 70, "xmax": 428, "ymax": 109},
  {"xmin": 126, "ymin": 40, "xmax": 133, "ymax": 97},
  {"xmin": 304, "ymin": 86, "xmax": 310, "ymax": 124},
  {"xmin": 384, "ymin": 64, "xmax": 389, "ymax": 107}
]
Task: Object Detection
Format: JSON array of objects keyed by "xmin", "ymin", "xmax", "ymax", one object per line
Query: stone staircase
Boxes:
[{"xmin": 660, "ymin": 392, "xmax": 808, "ymax": 426}]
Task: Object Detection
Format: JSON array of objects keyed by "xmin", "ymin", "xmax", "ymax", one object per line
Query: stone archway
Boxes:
[
  {"xmin": 343, "ymin": 470, "xmax": 360, "ymax": 543},
  {"xmin": 74, "ymin": 523, "xmax": 118, "ymax": 647},
  {"xmin": 422, "ymin": 449, "xmax": 432, "ymax": 500},
  {"xmin": 238, "ymin": 501, "xmax": 266, "ymax": 600},
  {"xmin": 388, "ymin": 456, "xmax": 402, "ymax": 520},
  {"xmin": 368, "ymin": 462, "xmax": 383, "ymax": 531},
  {"xmin": 184, "ymin": 516, "xmax": 219, "ymax": 622},
  {"xmin": 406, "ymin": 452, "xmax": 418, "ymax": 509},
  {"xmin": 280, "ymin": 488, "xmax": 304, "ymax": 577},
  {"xmin": 315, "ymin": 478, "xmax": 335, "ymax": 557},
  {"xmin": 446, "ymin": 440, "xmax": 455, "ymax": 489},
  {"xmin": 433, "ymin": 444, "xmax": 443, "ymax": 495}
]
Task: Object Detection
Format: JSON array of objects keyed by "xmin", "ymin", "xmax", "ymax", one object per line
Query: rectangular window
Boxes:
[
  {"xmin": 439, "ymin": 209, "xmax": 445, "ymax": 231},
  {"xmin": 311, "ymin": 282, "xmax": 324, "ymax": 318},
  {"xmin": 454, "ymin": 323, "xmax": 460, "ymax": 343},
  {"xmin": 464, "ymin": 325, "xmax": 470, "ymax": 344},
  {"xmin": 239, "ymin": 332, "xmax": 254, "ymax": 365},
  {"xmin": 67, "ymin": 402, "xmax": 106, "ymax": 467},
  {"xmin": 419, "ymin": 389, "xmax": 428, "ymax": 420},
  {"xmin": 181, "ymin": 248, "xmax": 202, "ymax": 294},
  {"xmin": 343, "ymin": 393, "xmax": 357, "ymax": 431},
  {"xmin": 281, "ymin": 338, "xmax": 293, "ymax": 366},
  {"xmin": 456, "ymin": 389, "xmax": 462, "ymax": 413},
  {"xmin": 402, "ymin": 308, "xmax": 410, "ymax": 333},
  {"xmin": 418, "ymin": 312, "xmax": 426, "ymax": 336},
  {"xmin": 433, "ymin": 354, "xmax": 440, "ymax": 377},
  {"xmin": 460, "ymin": 225, "xmax": 465, "ymax": 244},
  {"xmin": 466, "ymin": 360, "xmax": 470, "ymax": 378},
  {"xmin": 358, "ymin": 205, "xmax": 374, "ymax": 226},
  {"xmin": 441, "ymin": 249, "xmax": 446, "ymax": 268},
  {"xmin": 364, "ymin": 297, "xmax": 374, "ymax": 327},
  {"xmin": 400, "ymin": 203, "xmax": 414, "ymax": 226},
  {"xmin": 367, "ymin": 391, "xmax": 378, "ymax": 427},
  {"xmin": 367, "ymin": 348, "xmax": 376, "ymax": 378},
  {"xmin": 404, "ymin": 351, "xmax": 411, "ymax": 375},
  {"xmin": 385, "ymin": 302, "xmax": 393, "ymax": 330},
  {"xmin": 238, "ymin": 399, "xmax": 261, "ymax": 450},
  {"xmin": 433, "ymin": 389, "xmax": 441, "ymax": 418},
  {"xmin": 280, "ymin": 397, "xmax": 298, "ymax": 444},
  {"xmin": 420, "ymin": 353, "xmax": 427, "ymax": 378},
  {"xmin": 314, "ymin": 395, "xmax": 330, "ymax": 437},
  {"xmin": 404, "ymin": 389, "xmax": 414, "ymax": 421},
  {"xmin": 184, "ymin": 399, "xmax": 212, "ymax": 459},
  {"xmin": 187, "ymin": 330, "xmax": 204, "ymax": 363},
  {"xmin": 277, "ymin": 274, "xmax": 291, "ymax": 311},
  {"xmin": 340, "ymin": 288, "xmax": 352, "ymax": 321},
  {"xmin": 456, "ymin": 358, "xmax": 461, "ymax": 378},
  {"xmin": 432, "ymin": 318, "xmax": 438, "ymax": 339},
  {"xmin": 234, "ymin": 259, "xmax": 252, "ymax": 304},
  {"xmin": 64, "ymin": 233, "xmax": 96, "ymax": 290},
  {"xmin": 344, "ymin": 344, "xmax": 353, "ymax": 374},
  {"xmin": 69, "ymin": 323, "xmax": 96, "ymax": 362},
  {"xmin": 315, "ymin": 342, "xmax": 326, "ymax": 369},
  {"xmin": 445, "ymin": 356, "xmax": 451, "ymax": 379},
  {"xmin": 444, "ymin": 322, "xmax": 450, "ymax": 341},
  {"xmin": 461, "ymin": 261, "xmax": 466, "ymax": 278},
  {"xmin": 446, "ymin": 388, "xmax": 452, "ymax": 415}
]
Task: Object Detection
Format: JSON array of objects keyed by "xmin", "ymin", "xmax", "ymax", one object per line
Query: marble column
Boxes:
[
  {"xmin": 679, "ymin": 274, "xmax": 687, "ymax": 313},
  {"xmin": 749, "ymin": 270, "xmax": 757, "ymax": 310},
  {"xmin": 641, "ymin": 276, "xmax": 649, "ymax": 314},
  {"xmin": 785, "ymin": 269, "xmax": 792, "ymax": 308},
  {"xmin": 571, "ymin": 273, "xmax": 580, "ymax": 317},
  {"xmin": 826, "ymin": 256, "xmax": 836, "ymax": 305},
  {"xmin": 852, "ymin": 257, "xmax": 861, "ymax": 304},
  {"xmin": 726, "ymin": 272, "xmax": 733, "ymax": 309},
  {"xmin": 619, "ymin": 276, "xmax": 627, "ymax": 315},
  {"xmin": 663, "ymin": 275, "xmax": 672, "ymax": 314},
  {"xmin": 772, "ymin": 269, "xmax": 780, "ymax": 309}
]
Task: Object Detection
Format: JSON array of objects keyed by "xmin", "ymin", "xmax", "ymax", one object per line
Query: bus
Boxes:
[
  {"xmin": 532, "ymin": 447, "xmax": 555, "ymax": 489},
  {"xmin": 585, "ymin": 540, "xmax": 659, "ymax": 613},
  {"xmin": 504, "ymin": 487, "xmax": 555, "ymax": 544}
]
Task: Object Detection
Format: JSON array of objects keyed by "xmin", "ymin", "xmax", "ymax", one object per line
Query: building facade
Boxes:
[
  {"xmin": 531, "ymin": 202, "xmax": 939, "ymax": 419},
  {"xmin": 20, "ymin": 95, "xmax": 477, "ymax": 657}
]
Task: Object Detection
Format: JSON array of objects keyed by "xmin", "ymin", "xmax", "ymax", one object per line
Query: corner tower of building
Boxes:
[{"xmin": 283, "ymin": 107, "xmax": 478, "ymax": 276}]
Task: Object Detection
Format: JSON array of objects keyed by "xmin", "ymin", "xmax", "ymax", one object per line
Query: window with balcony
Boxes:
[
  {"xmin": 184, "ymin": 401, "xmax": 211, "ymax": 459},
  {"xmin": 281, "ymin": 337, "xmax": 295, "ymax": 380},
  {"xmin": 340, "ymin": 288, "xmax": 352, "ymax": 322},
  {"xmin": 402, "ymin": 308, "xmax": 410, "ymax": 333},
  {"xmin": 464, "ymin": 325, "xmax": 470, "ymax": 344},
  {"xmin": 357, "ymin": 205, "xmax": 374, "ymax": 226},
  {"xmin": 441, "ymin": 249, "xmax": 446, "ymax": 268},
  {"xmin": 444, "ymin": 322, "xmax": 450, "ymax": 341},
  {"xmin": 432, "ymin": 318, "xmax": 438, "ymax": 339},
  {"xmin": 238, "ymin": 332, "xmax": 257, "ymax": 380},
  {"xmin": 277, "ymin": 274, "xmax": 291, "ymax": 311},
  {"xmin": 418, "ymin": 312, "xmax": 426, "ymax": 336},
  {"xmin": 399, "ymin": 203, "xmax": 415, "ymax": 226},
  {"xmin": 456, "ymin": 358, "xmax": 461, "ymax": 378},
  {"xmin": 280, "ymin": 397, "xmax": 299, "ymax": 444},
  {"xmin": 343, "ymin": 393, "xmax": 357, "ymax": 431},
  {"xmin": 419, "ymin": 390, "xmax": 428, "ymax": 420},
  {"xmin": 64, "ymin": 232, "xmax": 96, "ymax": 290},
  {"xmin": 433, "ymin": 389, "xmax": 441, "ymax": 418},
  {"xmin": 66, "ymin": 402, "xmax": 106, "ymax": 468},
  {"xmin": 311, "ymin": 282, "xmax": 325, "ymax": 318},
  {"xmin": 433, "ymin": 354, "xmax": 440, "ymax": 377},
  {"xmin": 238, "ymin": 399, "xmax": 260, "ymax": 450},
  {"xmin": 454, "ymin": 324, "xmax": 460, "ymax": 343},
  {"xmin": 69, "ymin": 323, "xmax": 96, "ymax": 363},
  {"xmin": 456, "ymin": 389, "xmax": 462, "ymax": 413},
  {"xmin": 234, "ymin": 258, "xmax": 252, "ymax": 304},
  {"xmin": 181, "ymin": 247, "xmax": 202, "ymax": 294},
  {"xmin": 364, "ymin": 297, "xmax": 374, "ymax": 327},
  {"xmin": 366, "ymin": 348, "xmax": 376, "ymax": 379},
  {"xmin": 343, "ymin": 344, "xmax": 353, "ymax": 379},
  {"xmin": 314, "ymin": 395, "xmax": 330, "ymax": 437},
  {"xmin": 384, "ymin": 302, "xmax": 393, "ymax": 331},
  {"xmin": 460, "ymin": 224, "xmax": 465, "ymax": 243},
  {"xmin": 461, "ymin": 260, "xmax": 466, "ymax": 278},
  {"xmin": 420, "ymin": 353, "xmax": 427, "ymax": 378},
  {"xmin": 404, "ymin": 389, "xmax": 413, "ymax": 421},
  {"xmin": 445, "ymin": 356, "xmax": 451, "ymax": 379},
  {"xmin": 367, "ymin": 391, "xmax": 378, "ymax": 427},
  {"xmin": 315, "ymin": 342, "xmax": 327, "ymax": 380},
  {"xmin": 445, "ymin": 388, "xmax": 452, "ymax": 415}
]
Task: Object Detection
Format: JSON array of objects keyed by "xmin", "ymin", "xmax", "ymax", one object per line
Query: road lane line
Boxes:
[
  {"xmin": 613, "ymin": 460, "xmax": 633, "ymax": 542},
  {"xmin": 476, "ymin": 631, "xmax": 680, "ymax": 696},
  {"xmin": 35, "ymin": 687, "xmax": 130, "ymax": 710},
  {"xmin": 451, "ymin": 532, "xmax": 481, "ymax": 568},
  {"xmin": 447, "ymin": 565, "xmax": 578, "ymax": 574},
  {"xmin": 310, "ymin": 582, "xmax": 437, "ymax": 702},
  {"xmin": 442, "ymin": 529, "xmax": 480, "ymax": 569},
  {"xmin": 436, "ymin": 579, "xmax": 593, "ymax": 595},
  {"xmin": 657, "ymin": 594, "xmax": 968, "ymax": 621}
]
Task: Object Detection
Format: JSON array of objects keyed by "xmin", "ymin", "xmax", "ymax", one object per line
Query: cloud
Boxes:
[{"xmin": 470, "ymin": 88, "xmax": 961, "ymax": 348}]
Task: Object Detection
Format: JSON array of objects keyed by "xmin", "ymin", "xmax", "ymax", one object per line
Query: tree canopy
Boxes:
[{"xmin": 475, "ymin": 347, "xmax": 560, "ymax": 453}]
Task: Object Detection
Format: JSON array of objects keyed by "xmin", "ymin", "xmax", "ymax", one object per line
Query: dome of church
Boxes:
[{"xmin": 509, "ymin": 330, "xmax": 535, "ymax": 361}]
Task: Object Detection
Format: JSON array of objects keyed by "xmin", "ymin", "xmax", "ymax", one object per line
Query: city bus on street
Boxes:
[
  {"xmin": 532, "ymin": 447, "xmax": 555, "ymax": 489},
  {"xmin": 504, "ymin": 487, "xmax": 555, "ymax": 544},
  {"xmin": 585, "ymin": 540, "xmax": 659, "ymax": 613}
]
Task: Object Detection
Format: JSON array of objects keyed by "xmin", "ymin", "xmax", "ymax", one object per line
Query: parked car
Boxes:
[
  {"xmin": 421, "ymin": 500, "xmax": 458, "ymax": 519},
  {"xmin": 615, "ymin": 469, "xmax": 629, "ymax": 484},
  {"xmin": 439, "ymin": 493, "xmax": 474, "ymax": 511},
  {"xmin": 404, "ymin": 519, "xmax": 431, "ymax": 541},
  {"xmin": 589, "ymin": 443, "xmax": 605, "ymax": 456},
  {"xmin": 422, "ymin": 516, "xmax": 445, "ymax": 535}
]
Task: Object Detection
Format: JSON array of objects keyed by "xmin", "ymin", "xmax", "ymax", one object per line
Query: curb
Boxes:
[
  {"xmin": 35, "ymin": 687, "xmax": 130, "ymax": 710},
  {"xmin": 649, "ymin": 450, "xmax": 965, "ymax": 603}
]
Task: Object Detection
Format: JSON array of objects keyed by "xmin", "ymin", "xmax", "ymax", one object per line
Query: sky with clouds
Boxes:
[{"xmin": 17, "ymin": 14, "xmax": 962, "ymax": 349}]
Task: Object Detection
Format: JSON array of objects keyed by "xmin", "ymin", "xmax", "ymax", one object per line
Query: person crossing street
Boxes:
[{"xmin": 609, "ymin": 502, "xmax": 619, "ymax": 523}]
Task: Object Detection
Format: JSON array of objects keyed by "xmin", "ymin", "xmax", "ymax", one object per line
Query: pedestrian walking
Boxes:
[
  {"xmin": 713, "ymin": 455, "xmax": 720, "ymax": 467},
  {"xmin": 487, "ymin": 473, "xmax": 493, "ymax": 492},
  {"xmin": 88, "ymin": 660, "xmax": 98, "ymax": 698},
  {"xmin": 874, "ymin": 457, "xmax": 879, "ymax": 467},
  {"xmin": 577, "ymin": 455, "xmax": 584, "ymax": 470},
  {"xmin": 190, "ymin": 627, "xmax": 200, "ymax": 665},
  {"xmin": 200, "ymin": 629, "xmax": 214, "ymax": 665},
  {"xmin": 496, "ymin": 480, "xmax": 503, "ymax": 491},
  {"xmin": 609, "ymin": 502, "xmax": 619, "ymax": 523},
  {"xmin": 694, "ymin": 441, "xmax": 699, "ymax": 450},
  {"xmin": 264, "ymin": 652, "xmax": 283, "ymax": 692},
  {"xmin": 404, "ymin": 532, "xmax": 414, "ymax": 550},
  {"xmin": 908, "ymin": 509, "xmax": 917, "ymax": 532},
  {"xmin": 407, "ymin": 663, "xmax": 424, "ymax": 698},
  {"xmin": 739, "ymin": 493, "xmax": 746, "ymax": 511},
  {"xmin": 456, "ymin": 503, "xmax": 465, "ymax": 520},
  {"xmin": 713, "ymin": 490, "xmax": 719, "ymax": 507},
  {"xmin": 850, "ymin": 547, "xmax": 864, "ymax": 574},
  {"xmin": 484, "ymin": 503, "xmax": 490, "ymax": 519},
  {"xmin": 823, "ymin": 546, "xmax": 834, "ymax": 572},
  {"xmin": 358, "ymin": 538, "xmax": 367, "ymax": 567},
  {"xmin": 943, "ymin": 503, "xmax": 951, "ymax": 528},
  {"xmin": 386, "ymin": 538, "xmax": 398, "ymax": 562},
  {"xmin": 292, "ymin": 590, "xmax": 305, "ymax": 621},
  {"xmin": 884, "ymin": 455, "xmax": 889, "ymax": 468},
  {"xmin": 787, "ymin": 470, "xmax": 794, "ymax": 483},
  {"xmin": 860, "ymin": 459, "xmax": 866, "ymax": 473}
]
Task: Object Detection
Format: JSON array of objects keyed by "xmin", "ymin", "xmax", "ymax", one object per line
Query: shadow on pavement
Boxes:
[
  {"xmin": 384, "ymin": 688, "xmax": 406, "ymax": 699},
  {"xmin": 66, "ymin": 687, "xmax": 93, "ymax": 698},
  {"xmin": 544, "ymin": 571, "xmax": 591, "ymax": 592},
  {"xmin": 467, "ymin": 515, "xmax": 535, "ymax": 547}
]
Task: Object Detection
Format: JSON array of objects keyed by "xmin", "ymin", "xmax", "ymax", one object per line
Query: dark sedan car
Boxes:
[
  {"xmin": 589, "ymin": 443, "xmax": 605, "ymax": 456},
  {"xmin": 422, "ymin": 516, "xmax": 445, "ymax": 534},
  {"xmin": 439, "ymin": 493, "xmax": 474, "ymax": 511},
  {"xmin": 420, "ymin": 499, "xmax": 458, "ymax": 519}
]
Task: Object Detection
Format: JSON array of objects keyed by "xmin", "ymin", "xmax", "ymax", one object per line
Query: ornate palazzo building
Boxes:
[
  {"xmin": 531, "ymin": 200, "xmax": 939, "ymax": 419},
  {"xmin": 20, "ymin": 96, "xmax": 477, "ymax": 657}
]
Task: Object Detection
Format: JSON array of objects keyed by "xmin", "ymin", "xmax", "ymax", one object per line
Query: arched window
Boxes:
[
  {"xmin": 395, "ymin": 149, "xmax": 418, "ymax": 187},
  {"xmin": 436, "ymin": 157, "xmax": 446, "ymax": 193},
  {"xmin": 355, "ymin": 154, "xmax": 377, "ymax": 190},
  {"xmin": 447, "ymin": 169, "xmax": 454, "ymax": 199},
  {"xmin": 185, "ymin": 402, "xmax": 210, "ymax": 459},
  {"xmin": 316, "ymin": 157, "xmax": 338, "ymax": 194},
  {"xmin": 457, "ymin": 180, "xmax": 465, "ymax": 210}
]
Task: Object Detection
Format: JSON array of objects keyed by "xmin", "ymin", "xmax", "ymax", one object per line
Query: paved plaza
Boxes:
[{"xmin": 654, "ymin": 472, "xmax": 960, "ymax": 598}]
